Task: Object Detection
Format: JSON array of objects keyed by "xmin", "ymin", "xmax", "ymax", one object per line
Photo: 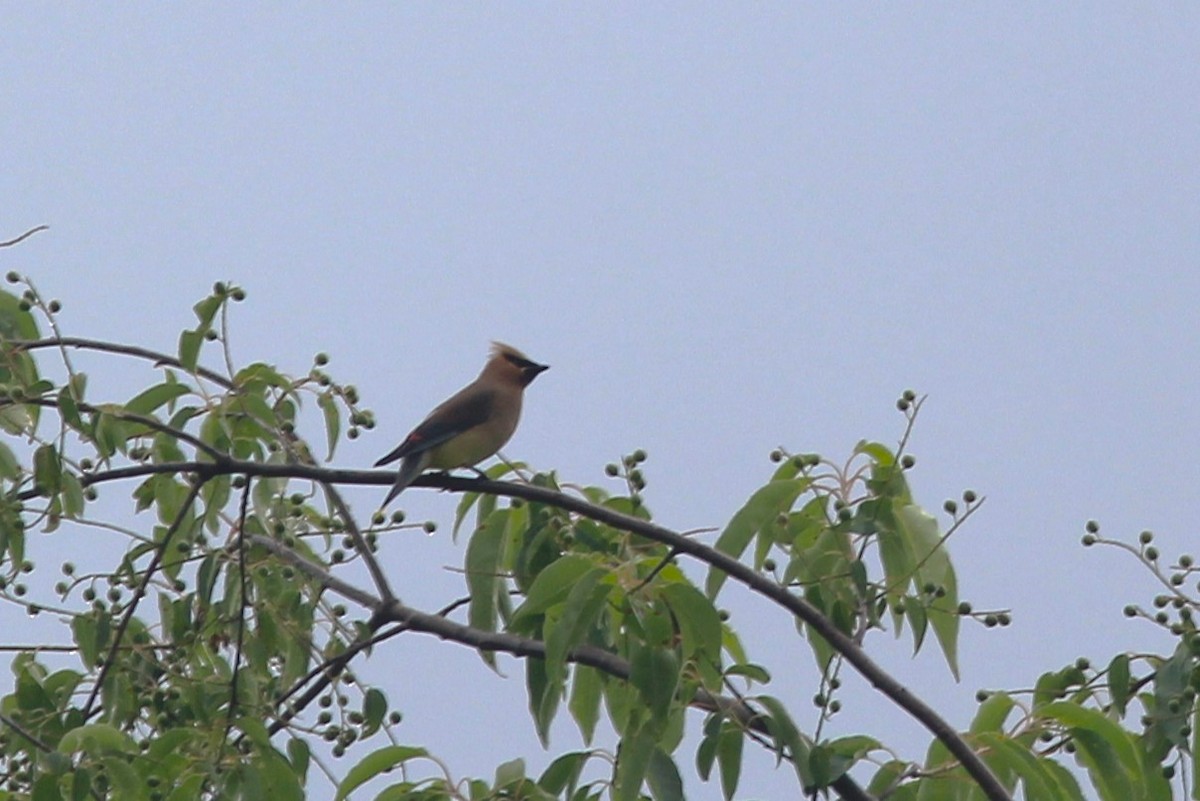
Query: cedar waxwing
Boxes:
[{"xmin": 374, "ymin": 342, "xmax": 549, "ymax": 508}]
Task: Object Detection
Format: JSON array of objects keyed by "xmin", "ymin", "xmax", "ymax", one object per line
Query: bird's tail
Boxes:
[{"xmin": 380, "ymin": 452, "xmax": 430, "ymax": 509}]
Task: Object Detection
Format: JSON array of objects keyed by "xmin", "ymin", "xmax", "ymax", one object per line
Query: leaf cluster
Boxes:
[{"xmin": 0, "ymin": 276, "xmax": 1196, "ymax": 801}]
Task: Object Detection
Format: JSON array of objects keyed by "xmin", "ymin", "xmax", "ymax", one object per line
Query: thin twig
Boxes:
[
  {"xmin": 322, "ymin": 481, "xmax": 395, "ymax": 603},
  {"xmin": 9, "ymin": 337, "xmax": 236, "ymax": 391},
  {"xmin": 82, "ymin": 478, "xmax": 205, "ymax": 716},
  {"xmin": 0, "ymin": 711, "xmax": 52, "ymax": 751},
  {"xmin": 0, "ymin": 225, "xmax": 49, "ymax": 248},
  {"xmin": 221, "ymin": 478, "xmax": 253, "ymax": 751}
]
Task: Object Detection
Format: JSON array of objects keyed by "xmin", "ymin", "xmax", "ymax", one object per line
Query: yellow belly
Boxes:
[{"xmin": 425, "ymin": 421, "xmax": 515, "ymax": 469}]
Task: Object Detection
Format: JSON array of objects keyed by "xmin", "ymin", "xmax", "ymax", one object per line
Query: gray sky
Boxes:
[{"xmin": 4, "ymin": 6, "xmax": 1199, "ymax": 798}]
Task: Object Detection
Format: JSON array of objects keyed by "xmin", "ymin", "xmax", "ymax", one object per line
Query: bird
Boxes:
[{"xmin": 374, "ymin": 342, "xmax": 549, "ymax": 508}]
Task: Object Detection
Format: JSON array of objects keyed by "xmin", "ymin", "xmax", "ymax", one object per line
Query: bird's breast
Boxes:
[{"xmin": 427, "ymin": 393, "xmax": 522, "ymax": 469}]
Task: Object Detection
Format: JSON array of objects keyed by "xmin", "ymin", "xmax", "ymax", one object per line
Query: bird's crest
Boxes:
[{"xmin": 489, "ymin": 341, "xmax": 530, "ymax": 362}]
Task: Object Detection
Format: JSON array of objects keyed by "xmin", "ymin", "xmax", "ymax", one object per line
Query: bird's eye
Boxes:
[{"xmin": 505, "ymin": 354, "xmax": 536, "ymax": 370}]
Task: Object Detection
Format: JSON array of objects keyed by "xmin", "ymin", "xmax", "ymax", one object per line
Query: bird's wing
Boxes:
[{"xmin": 374, "ymin": 387, "xmax": 496, "ymax": 467}]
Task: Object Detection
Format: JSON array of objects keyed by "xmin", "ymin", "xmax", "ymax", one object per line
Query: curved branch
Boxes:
[
  {"xmin": 249, "ymin": 534, "xmax": 874, "ymax": 801},
  {"xmin": 10, "ymin": 337, "xmax": 236, "ymax": 390},
  {"xmin": 0, "ymin": 226, "xmax": 49, "ymax": 248},
  {"xmin": 321, "ymin": 481, "xmax": 395, "ymax": 604},
  {"xmin": 457, "ymin": 477, "xmax": 1009, "ymax": 801},
  {"xmin": 69, "ymin": 458, "xmax": 1004, "ymax": 799}
]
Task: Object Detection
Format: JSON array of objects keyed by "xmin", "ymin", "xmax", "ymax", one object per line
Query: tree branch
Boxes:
[
  {"xmin": 10, "ymin": 337, "xmax": 236, "ymax": 390},
  {"xmin": 321, "ymin": 481, "xmax": 395, "ymax": 604},
  {"xmin": 67, "ymin": 458, "xmax": 1004, "ymax": 799},
  {"xmin": 249, "ymin": 533, "xmax": 874, "ymax": 801},
  {"xmin": 0, "ymin": 226, "xmax": 49, "ymax": 249}
]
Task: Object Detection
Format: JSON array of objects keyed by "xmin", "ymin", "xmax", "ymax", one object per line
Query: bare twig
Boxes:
[
  {"xmin": 82, "ymin": 478, "xmax": 205, "ymax": 716},
  {"xmin": 10, "ymin": 337, "xmax": 236, "ymax": 391},
  {"xmin": 0, "ymin": 226, "xmax": 49, "ymax": 248},
  {"xmin": 322, "ymin": 481, "xmax": 396, "ymax": 604},
  {"xmin": 222, "ymin": 478, "xmax": 254, "ymax": 751}
]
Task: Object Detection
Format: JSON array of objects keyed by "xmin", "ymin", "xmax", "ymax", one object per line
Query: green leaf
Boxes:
[
  {"xmin": 905, "ymin": 600, "xmax": 928, "ymax": 653},
  {"xmin": 0, "ymin": 289, "xmax": 41, "ymax": 339},
  {"xmin": 193, "ymin": 294, "xmax": 223, "ymax": 329},
  {"xmin": 60, "ymin": 471, "xmax": 85, "ymax": 518},
  {"xmin": 660, "ymin": 582, "xmax": 722, "ymax": 662},
  {"xmin": 716, "ymin": 722, "xmax": 744, "ymax": 801},
  {"xmin": 362, "ymin": 688, "xmax": 387, "ymax": 737},
  {"xmin": 969, "ymin": 692, "xmax": 1015, "ymax": 733},
  {"xmin": 1106, "ymin": 654, "xmax": 1131, "ymax": 717},
  {"xmin": 973, "ymin": 732, "xmax": 1065, "ymax": 801},
  {"xmin": 706, "ymin": 478, "xmax": 808, "ymax": 599},
  {"xmin": 466, "ymin": 509, "xmax": 509, "ymax": 657},
  {"xmin": 178, "ymin": 329, "xmax": 202, "ymax": 372},
  {"xmin": 33, "ymin": 443, "xmax": 61, "ymax": 495},
  {"xmin": 1146, "ymin": 640, "xmax": 1197, "ymax": 758},
  {"xmin": 334, "ymin": 745, "xmax": 429, "ymax": 801},
  {"xmin": 101, "ymin": 756, "xmax": 146, "ymax": 801},
  {"xmin": 526, "ymin": 656, "xmax": 559, "ymax": 746},
  {"xmin": 867, "ymin": 760, "xmax": 909, "ymax": 798},
  {"xmin": 0, "ymin": 439, "xmax": 18, "ymax": 479},
  {"xmin": 58, "ymin": 385, "xmax": 83, "ymax": 432},
  {"xmin": 895, "ymin": 503, "xmax": 960, "ymax": 678},
  {"xmin": 1042, "ymin": 759, "xmax": 1088, "ymax": 801},
  {"xmin": 58, "ymin": 724, "xmax": 136, "ymax": 755},
  {"xmin": 71, "ymin": 614, "xmax": 106, "ymax": 668},
  {"xmin": 822, "ymin": 735, "xmax": 881, "ymax": 785},
  {"xmin": 915, "ymin": 738, "xmax": 959, "ymax": 801},
  {"xmin": 125, "ymin": 383, "xmax": 191, "ymax": 416},
  {"xmin": 545, "ymin": 567, "xmax": 609, "ymax": 686},
  {"xmin": 631, "ymin": 645, "xmax": 680, "ymax": 727},
  {"xmin": 1192, "ymin": 701, "xmax": 1200, "ymax": 801},
  {"xmin": 234, "ymin": 361, "xmax": 292, "ymax": 391},
  {"xmin": 569, "ymin": 664, "xmax": 603, "ymax": 745},
  {"xmin": 754, "ymin": 695, "xmax": 812, "ymax": 786},
  {"xmin": 539, "ymin": 752, "xmax": 589, "ymax": 795},
  {"xmin": 723, "ymin": 663, "xmax": 771, "ymax": 684},
  {"xmin": 494, "ymin": 758, "xmax": 526, "ymax": 789},
  {"xmin": 453, "ymin": 488, "xmax": 482, "ymax": 540},
  {"xmin": 646, "ymin": 749, "xmax": 684, "ymax": 801},
  {"xmin": 1039, "ymin": 701, "xmax": 1142, "ymax": 801},
  {"xmin": 1034, "ymin": 665, "xmax": 1086, "ymax": 709},
  {"xmin": 510, "ymin": 554, "xmax": 597, "ymax": 628},
  {"xmin": 317, "ymin": 389, "xmax": 339, "ymax": 460},
  {"xmin": 614, "ymin": 725, "xmax": 655, "ymax": 801},
  {"xmin": 808, "ymin": 743, "xmax": 833, "ymax": 788},
  {"xmin": 855, "ymin": 440, "xmax": 896, "ymax": 466},
  {"xmin": 696, "ymin": 715, "xmax": 720, "ymax": 781},
  {"xmin": 241, "ymin": 746, "xmax": 304, "ymax": 801}
]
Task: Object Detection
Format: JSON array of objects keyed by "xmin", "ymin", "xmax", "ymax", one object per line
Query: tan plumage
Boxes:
[{"xmin": 374, "ymin": 342, "xmax": 548, "ymax": 508}]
